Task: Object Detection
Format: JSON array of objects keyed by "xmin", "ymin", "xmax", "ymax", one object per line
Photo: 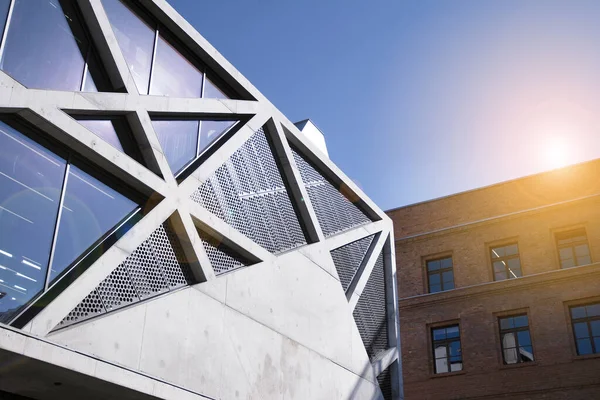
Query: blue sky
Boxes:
[{"xmin": 170, "ymin": 0, "xmax": 600, "ymax": 210}]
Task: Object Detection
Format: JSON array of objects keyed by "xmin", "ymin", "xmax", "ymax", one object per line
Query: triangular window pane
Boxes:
[
  {"xmin": 50, "ymin": 165, "xmax": 138, "ymax": 282},
  {"xmin": 0, "ymin": 0, "xmax": 109, "ymax": 91},
  {"xmin": 199, "ymin": 120, "xmax": 236, "ymax": 153},
  {"xmin": 150, "ymin": 35, "xmax": 203, "ymax": 98},
  {"xmin": 78, "ymin": 120, "xmax": 125, "ymax": 152},
  {"xmin": 152, "ymin": 120, "xmax": 199, "ymax": 175},
  {"xmin": 102, "ymin": 0, "xmax": 155, "ymax": 94},
  {"xmin": 204, "ymin": 77, "xmax": 230, "ymax": 99}
]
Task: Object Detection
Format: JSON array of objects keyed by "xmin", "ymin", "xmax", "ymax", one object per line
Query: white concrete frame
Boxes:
[{"xmin": 0, "ymin": 0, "xmax": 402, "ymax": 399}]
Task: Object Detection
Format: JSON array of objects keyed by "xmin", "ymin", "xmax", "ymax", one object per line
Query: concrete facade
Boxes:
[
  {"xmin": 388, "ymin": 159, "xmax": 600, "ymax": 399},
  {"xmin": 0, "ymin": 0, "xmax": 401, "ymax": 399}
]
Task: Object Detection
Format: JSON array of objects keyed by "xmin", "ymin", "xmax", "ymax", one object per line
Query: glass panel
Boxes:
[
  {"xmin": 590, "ymin": 321, "xmax": 600, "ymax": 336},
  {"xmin": 560, "ymin": 257, "xmax": 575, "ymax": 269},
  {"xmin": 1, "ymin": 0, "xmax": 89, "ymax": 91},
  {"xmin": 434, "ymin": 357, "xmax": 448, "ymax": 374},
  {"xmin": 594, "ymin": 338, "xmax": 600, "ymax": 354},
  {"xmin": 505, "ymin": 244, "xmax": 518, "ymax": 256},
  {"xmin": 503, "ymin": 347, "xmax": 518, "ymax": 364},
  {"xmin": 517, "ymin": 330, "xmax": 531, "ymax": 346},
  {"xmin": 449, "ymin": 341, "xmax": 461, "ymax": 357},
  {"xmin": 500, "ymin": 317, "xmax": 514, "ymax": 330},
  {"xmin": 150, "ymin": 35, "xmax": 203, "ymax": 98},
  {"xmin": 0, "ymin": 122, "xmax": 66, "ymax": 322},
  {"xmin": 514, "ymin": 315, "xmax": 529, "ymax": 328},
  {"xmin": 50, "ymin": 165, "xmax": 137, "ymax": 281},
  {"xmin": 446, "ymin": 326, "xmax": 460, "ymax": 338},
  {"xmin": 574, "ymin": 322, "xmax": 590, "ymax": 339},
  {"xmin": 429, "ymin": 283, "xmax": 441, "ymax": 293},
  {"xmin": 502, "ymin": 332, "xmax": 516, "ymax": 349},
  {"xmin": 574, "ymin": 244, "xmax": 589, "ymax": 257},
  {"xmin": 507, "ymin": 258, "xmax": 521, "ymax": 277},
  {"xmin": 587, "ymin": 304, "xmax": 600, "ymax": 317},
  {"xmin": 571, "ymin": 306, "xmax": 587, "ymax": 319},
  {"xmin": 102, "ymin": 0, "xmax": 155, "ymax": 94},
  {"xmin": 491, "ymin": 246, "xmax": 504, "ymax": 258},
  {"xmin": 432, "ymin": 328, "xmax": 446, "ymax": 341},
  {"xmin": 559, "ymin": 247, "xmax": 573, "ymax": 261},
  {"xmin": 78, "ymin": 120, "xmax": 124, "ymax": 152},
  {"xmin": 427, "ymin": 259, "xmax": 440, "ymax": 271},
  {"xmin": 0, "ymin": 0, "xmax": 10, "ymax": 41},
  {"xmin": 444, "ymin": 280, "xmax": 455, "ymax": 290},
  {"xmin": 576, "ymin": 338, "xmax": 593, "ymax": 355},
  {"xmin": 203, "ymin": 76, "xmax": 229, "ymax": 99},
  {"xmin": 152, "ymin": 120, "xmax": 199, "ymax": 175},
  {"xmin": 449, "ymin": 359, "xmax": 462, "ymax": 372},
  {"xmin": 199, "ymin": 120, "xmax": 236, "ymax": 153},
  {"xmin": 440, "ymin": 257, "xmax": 452, "ymax": 269},
  {"xmin": 428, "ymin": 273, "xmax": 440, "ymax": 285},
  {"xmin": 495, "ymin": 270, "xmax": 507, "ymax": 281},
  {"xmin": 577, "ymin": 255, "xmax": 591, "ymax": 266},
  {"xmin": 442, "ymin": 270, "xmax": 453, "ymax": 284},
  {"xmin": 519, "ymin": 345, "xmax": 534, "ymax": 362},
  {"xmin": 493, "ymin": 261, "xmax": 505, "ymax": 273}
]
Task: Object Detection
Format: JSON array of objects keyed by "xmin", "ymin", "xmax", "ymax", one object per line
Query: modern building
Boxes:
[
  {"xmin": 388, "ymin": 159, "xmax": 600, "ymax": 399},
  {"xmin": 0, "ymin": 0, "xmax": 401, "ymax": 399}
]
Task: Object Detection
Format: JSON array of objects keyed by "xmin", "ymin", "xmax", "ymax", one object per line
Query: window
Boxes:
[
  {"xmin": 490, "ymin": 243, "xmax": 522, "ymax": 281},
  {"xmin": 432, "ymin": 325, "xmax": 462, "ymax": 373},
  {"xmin": 427, "ymin": 256, "xmax": 454, "ymax": 293},
  {"xmin": 570, "ymin": 302, "xmax": 600, "ymax": 355},
  {"xmin": 556, "ymin": 228, "xmax": 591, "ymax": 269},
  {"xmin": 0, "ymin": 120, "xmax": 139, "ymax": 323},
  {"xmin": 0, "ymin": 0, "xmax": 109, "ymax": 91},
  {"xmin": 102, "ymin": 0, "xmax": 234, "ymax": 99},
  {"xmin": 152, "ymin": 119, "xmax": 237, "ymax": 176},
  {"xmin": 498, "ymin": 314, "xmax": 534, "ymax": 364},
  {"xmin": 76, "ymin": 117, "xmax": 144, "ymax": 165}
]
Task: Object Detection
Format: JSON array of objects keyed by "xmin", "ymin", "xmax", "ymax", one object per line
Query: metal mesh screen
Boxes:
[
  {"xmin": 290, "ymin": 147, "xmax": 371, "ymax": 237},
  {"xmin": 201, "ymin": 236, "xmax": 249, "ymax": 276},
  {"xmin": 353, "ymin": 250, "xmax": 388, "ymax": 361},
  {"xmin": 56, "ymin": 221, "xmax": 196, "ymax": 329},
  {"xmin": 330, "ymin": 234, "xmax": 375, "ymax": 292},
  {"xmin": 190, "ymin": 128, "xmax": 306, "ymax": 254},
  {"xmin": 377, "ymin": 365, "xmax": 393, "ymax": 400}
]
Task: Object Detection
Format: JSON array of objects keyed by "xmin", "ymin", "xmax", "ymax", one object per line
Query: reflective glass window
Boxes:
[
  {"xmin": 432, "ymin": 324, "xmax": 462, "ymax": 374},
  {"xmin": 1, "ymin": 0, "xmax": 90, "ymax": 91},
  {"xmin": 102, "ymin": 0, "xmax": 155, "ymax": 94},
  {"xmin": 199, "ymin": 120, "xmax": 236, "ymax": 153},
  {"xmin": 0, "ymin": 122, "xmax": 66, "ymax": 323},
  {"xmin": 203, "ymin": 76, "xmax": 229, "ymax": 99},
  {"xmin": 570, "ymin": 302, "xmax": 600, "ymax": 355},
  {"xmin": 78, "ymin": 120, "xmax": 124, "ymax": 152},
  {"xmin": 499, "ymin": 314, "xmax": 534, "ymax": 364},
  {"xmin": 491, "ymin": 243, "xmax": 522, "ymax": 281},
  {"xmin": 150, "ymin": 35, "xmax": 203, "ymax": 98},
  {"xmin": 556, "ymin": 229, "xmax": 591, "ymax": 269},
  {"xmin": 50, "ymin": 165, "xmax": 137, "ymax": 281},
  {"xmin": 427, "ymin": 256, "xmax": 454, "ymax": 293},
  {"xmin": 152, "ymin": 120, "xmax": 199, "ymax": 175}
]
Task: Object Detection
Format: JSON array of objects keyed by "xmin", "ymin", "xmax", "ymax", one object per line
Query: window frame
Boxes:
[
  {"xmin": 0, "ymin": 116, "xmax": 146, "ymax": 327},
  {"xmin": 568, "ymin": 301, "xmax": 600, "ymax": 356},
  {"xmin": 430, "ymin": 322, "xmax": 463, "ymax": 375},
  {"xmin": 497, "ymin": 313, "xmax": 535, "ymax": 365},
  {"xmin": 554, "ymin": 227, "xmax": 592, "ymax": 269},
  {"xmin": 489, "ymin": 242, "xmax": 522, "ymax": 281},
  {"xmin": 425, "ymin": 255, "xmax": 455, "ymax": 294}
]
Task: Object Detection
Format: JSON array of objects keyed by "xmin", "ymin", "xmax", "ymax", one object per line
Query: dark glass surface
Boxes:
[
  {"xmin": 1, "ymin": 0, "xmax": 89, "ymax": 91},
  {"xmin": 50, "ymin": 165, "xmax": 137, "ymax": 281},
  {"xmin": 427, "ymin": 259, "xmax": 440, "ymax": 271},
  {"xmin": 150, "ymin": 35, "xmax": 203, "ymax": 98},
  {"xmin": 152, "ymin": 120, "xmax": 199, "ymax": 175},
  {"xmin": 0, "ymin": 122, "xmax": 66, "ymax": 322},
  {"xmin": 102, "ymin": 0, "xmax": 155, "ymax": 94},
  {"xmin": 78, "ymin": 120, "xmax": 124, "ymax": 152},
  {"xmin": 0, "ymin": 0, "xmax": 10, "ymax": 42},
  {"xmin": 203, "ymin": 76, "xmax": 229, "ymax": 99},
  {"xmin": 199, "ymin": 120, "xmax": 235, "ymax": 153}
]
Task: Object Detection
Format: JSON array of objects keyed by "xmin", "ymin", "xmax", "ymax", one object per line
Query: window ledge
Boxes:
[
  {"xmin": 573, "ymin": 353, "xmax": 600, "ymax": 361},
  {"xmin": 499, "ymin": 361, "xmax": 537, "ymax": 370},
  {"xmin": 429, "ymin": 370, "xmax": 466, "ymax": 379}
]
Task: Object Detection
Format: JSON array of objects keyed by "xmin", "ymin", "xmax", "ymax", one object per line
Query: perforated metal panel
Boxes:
[
  {"xmin": 353, "ymin": 250, "xmax": 388, "ymax": 361},
  {"xmin": 190, "ymin": 128, "xmax": 306, "ymax": 254},
  {"xmin": 201, "ymin": 237, "xmax": 249, "ymax": 275},
  {"xmin": 377, "ymin": 365, "xmax": 393, "ymax": 400},
  {"xmin": 56, "ymin": 221, "xmax": 196, "ymax": 329},
  {"xmin": 291, "ymin": 147, "xmax": 371, "ymax": 237},
  {"xmin": 330, "ymin": 234, "xmax": 375, "ymax": 292}
]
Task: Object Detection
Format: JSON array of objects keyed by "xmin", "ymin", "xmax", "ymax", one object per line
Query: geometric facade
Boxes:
[{"xmin": 0, "ymin": 1, "xmax": 402, "ymax": 399}]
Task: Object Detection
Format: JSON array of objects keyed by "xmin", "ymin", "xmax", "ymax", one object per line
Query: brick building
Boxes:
[{"xmin": 387, "ymin": 159, "xmax": 600, "ymax": 399}]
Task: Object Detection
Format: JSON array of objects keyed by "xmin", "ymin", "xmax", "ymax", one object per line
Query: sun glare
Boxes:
[{"xmin": 543, "ymin": 135, "xmax": 570, "ymax": 169}]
